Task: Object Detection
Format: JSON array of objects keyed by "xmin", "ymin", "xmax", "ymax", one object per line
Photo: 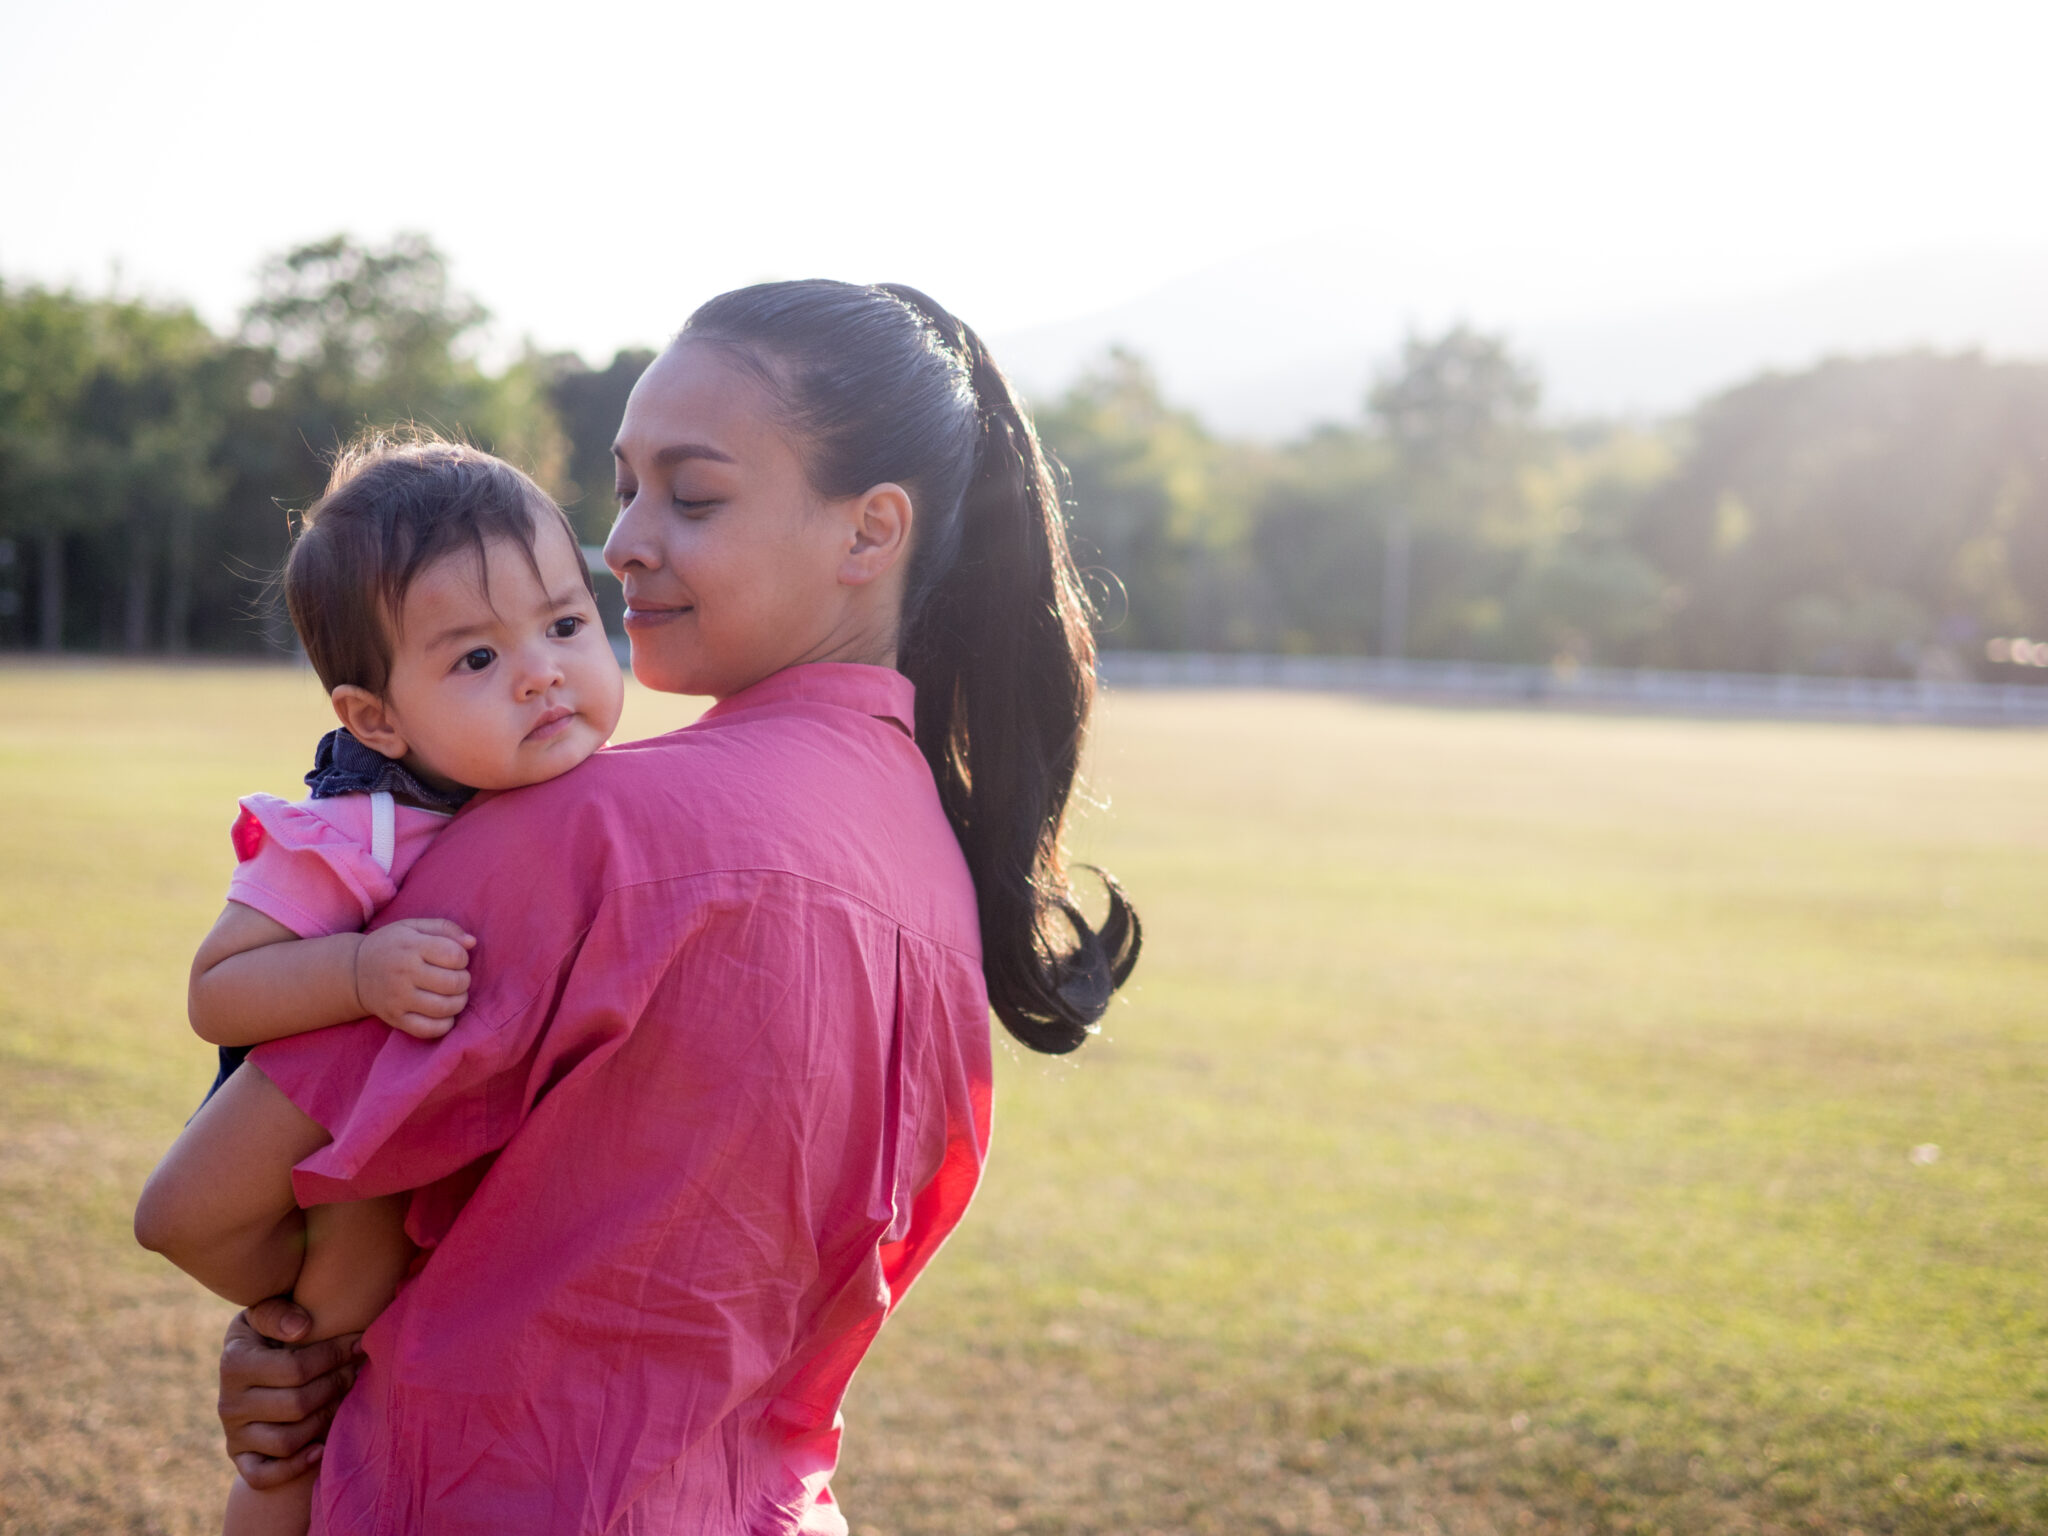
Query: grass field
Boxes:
[{"xmin": 2, "ymin": 662, "xmax": 2044, "ymax": 1536}]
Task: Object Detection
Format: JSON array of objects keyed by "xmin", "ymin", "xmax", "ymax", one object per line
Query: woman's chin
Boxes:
[
  {"xmin": 627, "ymin": 647, "xmax": 707, "ymax": 699},
  {"xmin": 629, "ymin": 655, "xmax": 680, "ymax": 694},
  {"xmin": 628, "ymin": 635, "xmax": 804, "ymax": 702}
]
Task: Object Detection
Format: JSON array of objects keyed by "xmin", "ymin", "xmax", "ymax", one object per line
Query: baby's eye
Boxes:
[
  {"xmin": 549, "ymin": 616, "xmax": 583, "ymax": 639},
  {"xmin": 614, "ymin": 484, "xmax": 634, "ymax": 507},
  {"xmin": 458, "ymin": 648, "xmax": 494, "ymax": 673}
]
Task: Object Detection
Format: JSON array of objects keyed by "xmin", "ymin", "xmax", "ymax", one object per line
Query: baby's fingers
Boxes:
[
  {"xmin": 408, "ymin": 983, "xmax": 466, "ymax": 1017},
  {"xmin": 404, "ymin": 917, "xmax": 475, "ymax": 948},
  {"xmin": 405, "ymin": 987, "xmax": 462, "ymax": 1024},
  {"xmin": 410, "ymin": 963, "xmax": 471, "ymax": 999},
  {"xmin": 394, "ymin": 1009, "xmax": 458, "ymax": 1040},
  {"xmin": 417, "ymin": 937, "xmax": 472, "ymax": 972}
]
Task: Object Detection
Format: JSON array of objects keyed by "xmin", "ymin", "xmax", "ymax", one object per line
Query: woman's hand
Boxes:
[{"xmin": 217, "ymin": 1301, "xmax": 361, "ymax": 1488}]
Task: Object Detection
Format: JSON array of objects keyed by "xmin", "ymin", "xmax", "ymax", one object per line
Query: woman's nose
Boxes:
[{"xmin": 603, "ymin": 493, "xmax": 655, "ymax": 578}]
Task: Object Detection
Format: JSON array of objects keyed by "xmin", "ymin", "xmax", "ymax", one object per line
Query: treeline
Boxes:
[
  {"xmin": 1046, "ymin": 338, "xmax": 2048, "ymax": 681},
  {"xmin": 4, "ymin": 234, "xmax": 2046, "ymax": 683},
  {"xmin": 0, "ymin": 235, "xmax": 644, "ymax": 654}
]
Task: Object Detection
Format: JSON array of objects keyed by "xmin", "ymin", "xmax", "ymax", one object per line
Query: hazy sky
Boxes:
[{"xmin": 5, "ymin": 0, "xmax": 2045, "ymax": 370}]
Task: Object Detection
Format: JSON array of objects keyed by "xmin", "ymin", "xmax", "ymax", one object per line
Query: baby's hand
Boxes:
[{"xmin": 354, "ymin": 918, "xmax": 475, "ymax": 1039}]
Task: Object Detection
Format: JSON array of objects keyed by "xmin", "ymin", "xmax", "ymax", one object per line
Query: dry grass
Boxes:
[{"xmin": 3, "ymin": 663, "xmax": 2044, "ymax": 1534}]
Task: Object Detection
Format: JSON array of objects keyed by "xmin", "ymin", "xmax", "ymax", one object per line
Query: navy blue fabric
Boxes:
[
  {"xmin": 206, "ymin": 1045, "xmax": 250, "ymax": 1103},
  {"xmin": 304, "ymin": 728, "xmax": 473, "ymax": 814}
]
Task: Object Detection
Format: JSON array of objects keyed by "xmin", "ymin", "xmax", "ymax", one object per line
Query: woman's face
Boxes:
[{"xmin": 604, "ymin": 341, "xmax": 901, "ymax": 699}]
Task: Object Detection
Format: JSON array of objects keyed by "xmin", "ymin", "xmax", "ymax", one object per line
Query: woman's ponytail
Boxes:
[
  {"xmin": 685, "ymin": 280, "xmax": 1140, "ymax": 1053},
  {"xmin": 882, "ymin": 288, "xmax": 1141, "ymax": 1053}
]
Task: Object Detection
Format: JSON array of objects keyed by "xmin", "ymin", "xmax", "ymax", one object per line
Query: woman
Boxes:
[{"xmin": 135, "ymin": 281, "xmax": 1140, "ymax": 1533}]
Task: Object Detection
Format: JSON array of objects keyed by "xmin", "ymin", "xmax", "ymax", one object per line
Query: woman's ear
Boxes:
[
  {"xmin": 330, "ymin": 685, "xmax": 410, "ymax": 761},
  {"xmin": 838, "ymin": 483, "xmax": 913, "ymax": 588}
]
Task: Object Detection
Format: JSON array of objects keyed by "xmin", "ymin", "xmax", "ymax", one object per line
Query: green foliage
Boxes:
[
  {"xmin": 1639, "ymin": 354, "xmax": 2048, "ymax": 675},
  {"xmin": 242, "ymin": 234, "xmax": 488, "ymax": 403},
  {"xmin": 544, "ymin": 348, "xmax": 655, "ymax": 541},
  {"xmin": 1369, "ymin": 324, "xmax": 1542, "ymax": 530},
  {"xmin": 1246, "ymin": 425, "xmax": 1393, "ymax": 654},
  {"xmin": 1496, "ymin": 426, "xmax": 1677, "ymax": 664},
  {"xmin": 1034, "ymin": 331, "xmax": 2048, "ymax": 678},
  {"xmin": 232, "ymin": 232, "xmax": 568, "ymax": 520},
  {"xmin": 0, "ymin": 235, "xmax": 588, "ymax": 655},
  {"xmin": 0, "ymin": 285, "xmax": 230, "ymax": 650},
  {"xmin": 1037, "ymin": 349, "xmax": 1269, "ymax": 649},
  {"xmin": 1040, "ymin": 326, "xmax": 1674, "ymax": 664},
  {"xmin": 0, "ymin": 286, "xmax": 101, "ymax": 540},
  {"xmin": 8, "ymin": 259, "xmax": 2048, "ymax": 684}
]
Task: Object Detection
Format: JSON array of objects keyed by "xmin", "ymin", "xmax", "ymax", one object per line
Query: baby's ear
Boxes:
[{"xmin": 330, "ymin": 685, "xmax": 409, "ymax": 761}]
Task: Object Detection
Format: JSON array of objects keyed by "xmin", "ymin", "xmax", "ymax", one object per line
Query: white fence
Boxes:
[{"xmin": 1097, "ymin": 652, "xmax": 2048, "ymax": 726}]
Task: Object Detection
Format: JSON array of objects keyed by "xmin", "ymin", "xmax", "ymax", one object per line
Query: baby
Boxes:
[{"xmin": 183, "ymin": 432, "xmax": 624, "ymax": 1535}]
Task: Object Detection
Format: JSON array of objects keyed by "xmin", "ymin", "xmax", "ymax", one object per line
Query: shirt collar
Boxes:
[
  {"xmin": 700, "ymin": 662, "xmax": 916, "ymax": 737},
  {"xmin": 304, "ymin": 728, "xmax": 475, "ymax": 814}
]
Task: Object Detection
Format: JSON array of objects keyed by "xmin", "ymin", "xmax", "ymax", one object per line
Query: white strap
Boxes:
[{"xmin": 370, "ymin": 791, "xmax": 396, "ymax": 875}]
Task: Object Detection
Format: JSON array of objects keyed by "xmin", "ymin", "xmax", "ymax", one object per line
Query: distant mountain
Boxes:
[{"xmin": 992, "ymin": 241, "xmax": 2048, "ymax": 438}]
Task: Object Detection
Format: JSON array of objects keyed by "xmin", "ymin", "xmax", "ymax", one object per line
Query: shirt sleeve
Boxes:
[
  {"xmin": 247, "ymin": 783, "xmax": 666, "ymax": 1209},
  {"xmin": 225, "ymin": 794, "xmax": 394, "ymax": 937}
]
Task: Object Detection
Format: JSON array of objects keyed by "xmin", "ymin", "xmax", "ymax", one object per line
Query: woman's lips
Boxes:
[{"xmin": 623, "ymin": 604, "xmax": 692, "ymax": 629}]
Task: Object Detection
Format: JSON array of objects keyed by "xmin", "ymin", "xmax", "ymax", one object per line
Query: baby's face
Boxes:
[{"xmin": 378, "ymin": 515, "xmax": 625, "ymax": 792}]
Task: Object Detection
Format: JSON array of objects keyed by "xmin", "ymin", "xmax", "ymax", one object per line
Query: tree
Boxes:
[
  {"xmin": 1248, "ymin": 424, "xmax": 1394, "ymax": 654},
  {"xmin": 1636, "ymin": 353, "xmax": 2048, "ymax": 676},
  {"xmin": 84, "ymin": 303, "xmax": 230, "ymax": 652},
  {"xmin": 545, "ymin": 349, "xmax": 655, "ymax": 541},
  {"xmin": 1370, "ymin": 324, "xmax": 1541, "ymax": 485},
  {"xmin": 1498, "ymin": 426, "xmax": 1674, "ymax": 665},
  {"xmin": 0, "ymin": 285, "xmax": 99, "ymax": 650},
  {"xmin": 1037, "ymin": 350, "xmax": 1264, "ymax": 649},
  {"xmin": 0, "ymin": 285, "xmax": 227, "ymax": 651},
  {"xmin": 239, "ymin": 233, "xmax": 565, "ymax": 497},
  {"xmin": 1, "ymin": 238, "xmax": 587, "ymax": 656},
  {"xmin": 220, "ymin": 234, "xmax": 568, "ymax": 650},
  {"xmin": 1366, "ymin": 326, "xmax": 1544, "ymax": 658}
]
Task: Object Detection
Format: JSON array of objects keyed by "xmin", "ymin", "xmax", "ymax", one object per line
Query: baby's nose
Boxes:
[{"xmin": 519, "ymin": 649, "xmax": 565, "ymax": 694}]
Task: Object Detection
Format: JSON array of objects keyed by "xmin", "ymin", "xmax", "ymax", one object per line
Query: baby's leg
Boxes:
[
  {"xmin": 294, "ymin": 1193, "xmax": 417, "ymax": 1339},
  {"xmin": 223, "ymin": 1470, "xmax": 314, "ymax": 1536},
  {"xmin": 220, "ymin": 1195, "xmax": 415, "ymax": 1536}
]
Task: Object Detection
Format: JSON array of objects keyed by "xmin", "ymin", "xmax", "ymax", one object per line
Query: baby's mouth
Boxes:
[{"xmin": 526, "ymin": 705, "xmax": 575, "ymax": 744}]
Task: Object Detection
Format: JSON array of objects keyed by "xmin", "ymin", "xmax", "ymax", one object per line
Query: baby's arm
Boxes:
[{"xmin": 190, "ymin": 902, "xmax": 475, "ymax": 1047}]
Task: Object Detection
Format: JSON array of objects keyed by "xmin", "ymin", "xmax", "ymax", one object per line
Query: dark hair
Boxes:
[
  {"xmin": 684, "ymin": 280, "xmax": 1141, "ymax": 1054},
  {"xmin": 284, "ymin": 429, "xmax": 589, "ymax": 695}
]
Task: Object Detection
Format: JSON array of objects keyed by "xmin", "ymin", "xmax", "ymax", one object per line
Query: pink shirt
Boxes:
[
  {"xmin": 251, "ymin": 664, "xmax": 992, "ymax": 1536},
  {"xmin": 227, "ymin": 791, "xmax": 450, "ymax": 937}
]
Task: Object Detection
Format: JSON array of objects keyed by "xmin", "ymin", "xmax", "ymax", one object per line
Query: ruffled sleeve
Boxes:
[{"xmin": 225, "ymin": 793, "xmax": 398, "ymax": 938}]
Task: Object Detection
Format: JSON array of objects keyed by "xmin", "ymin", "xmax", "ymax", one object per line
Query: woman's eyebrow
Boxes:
[{"xmin": 612, "ymin": 441, "xmax": 738, "ymax": 467}]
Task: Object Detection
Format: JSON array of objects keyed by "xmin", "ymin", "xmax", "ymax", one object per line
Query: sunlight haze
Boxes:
[{"xmin": 6, "ymin": 0, "xmax": 2045, "ymax": 428}]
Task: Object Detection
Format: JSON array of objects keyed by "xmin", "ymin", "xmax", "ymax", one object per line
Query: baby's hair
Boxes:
[{"xmin": 284, "ymin": 429, "xmax": 592, "ymax": 696}]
